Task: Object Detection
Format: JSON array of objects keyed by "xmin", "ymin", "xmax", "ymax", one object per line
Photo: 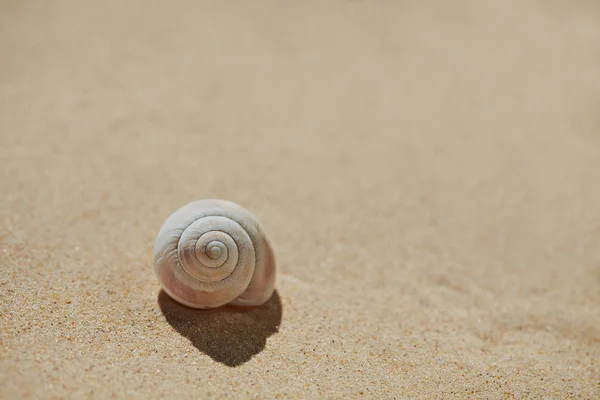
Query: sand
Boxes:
[{"xmin": 1, "ymin": 1, "xmax": 599, "ymax": 398}]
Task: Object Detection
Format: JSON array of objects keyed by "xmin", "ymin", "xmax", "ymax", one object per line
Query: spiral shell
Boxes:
[{"xmin": 153, "ymin": 199, "xmax": 276, "ymax": 309}]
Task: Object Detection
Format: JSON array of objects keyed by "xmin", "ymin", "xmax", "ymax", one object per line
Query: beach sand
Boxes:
[{"xmin": 1, "ymin": 1, "xmax": 599, "ymax": 398}]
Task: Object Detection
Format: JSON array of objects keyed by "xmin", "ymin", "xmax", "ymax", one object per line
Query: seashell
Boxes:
[{"xmin": 153, "ymin": 199, "xmax": 276, "ymax": 309}]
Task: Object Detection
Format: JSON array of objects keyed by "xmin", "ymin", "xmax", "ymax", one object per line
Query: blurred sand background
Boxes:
[{"xmin": 1, "ymin": 0, "xmax": 600, "ymax": 398}]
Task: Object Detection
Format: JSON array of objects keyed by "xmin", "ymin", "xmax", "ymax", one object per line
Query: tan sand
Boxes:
[{"xmin": 1, "ymin": 1, "xmax": 599, "ymax": 398}]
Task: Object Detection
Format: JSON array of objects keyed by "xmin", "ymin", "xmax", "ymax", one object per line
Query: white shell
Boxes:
[{"xmin": 153, "ymin": 199, "xmax": 276, "ymax": 309}]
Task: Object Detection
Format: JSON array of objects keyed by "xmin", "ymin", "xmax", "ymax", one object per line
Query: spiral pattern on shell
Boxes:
[{"xmin": 153, "ymin": 199, "xmax": 276, "ymax": 309}]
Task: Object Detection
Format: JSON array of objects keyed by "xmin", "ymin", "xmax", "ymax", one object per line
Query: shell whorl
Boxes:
[{"xmin": 153, "ymin": 199, "xmax": 276, "ymax": 309}]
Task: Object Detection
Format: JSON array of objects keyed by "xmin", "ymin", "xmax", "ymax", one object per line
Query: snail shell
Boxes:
[{"xmin": 153, "ymin": 199, "xmax": 276, "ymax": 309}]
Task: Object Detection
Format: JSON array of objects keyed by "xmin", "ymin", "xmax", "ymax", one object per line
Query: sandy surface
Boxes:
[{"xmin": 1, "ymin": 1, "xmax": 600, "ymax": 398}]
